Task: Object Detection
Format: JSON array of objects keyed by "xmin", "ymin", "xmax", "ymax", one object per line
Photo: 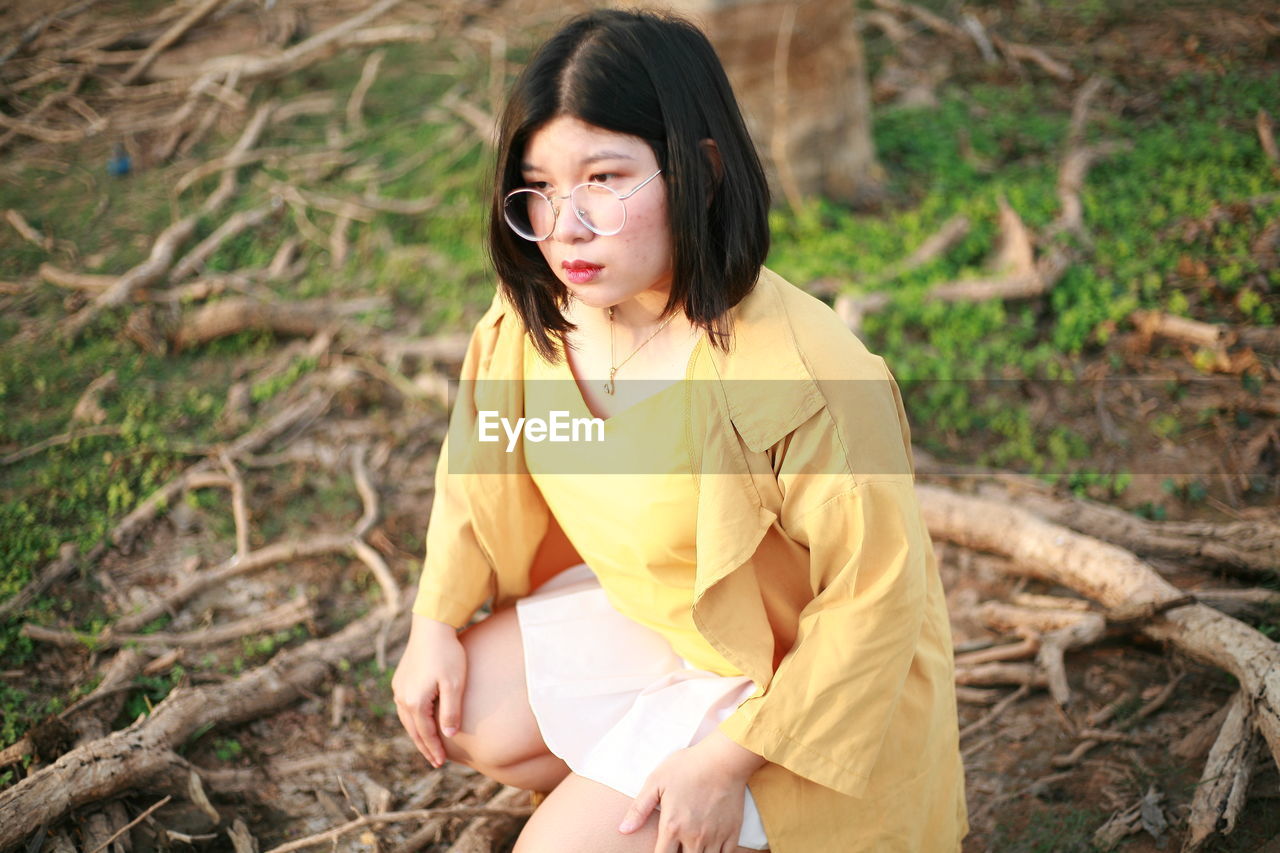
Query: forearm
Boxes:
[{"xmin": 696, "ymin": 729, "xmax": 768, "ymax": 781}]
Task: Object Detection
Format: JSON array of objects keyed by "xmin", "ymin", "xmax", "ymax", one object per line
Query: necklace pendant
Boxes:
[{"xmin": 603, "ymin": 380, "xmax": 614, "ymax": 395}]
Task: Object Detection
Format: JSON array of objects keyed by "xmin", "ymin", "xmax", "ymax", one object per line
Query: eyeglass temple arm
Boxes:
[{"xmin": 616, "ymin": 169, "xmax": 663, "ymax": 200}]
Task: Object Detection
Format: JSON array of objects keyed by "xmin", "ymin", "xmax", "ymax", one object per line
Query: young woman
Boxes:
[{"xmin": 392, "ymin": 9, "xmax": 968, "ymax": 852}]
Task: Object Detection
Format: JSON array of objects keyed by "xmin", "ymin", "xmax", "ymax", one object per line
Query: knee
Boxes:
[{"xmin": 441, "ymin": 728, "xmax": 532, "ymax": 773}]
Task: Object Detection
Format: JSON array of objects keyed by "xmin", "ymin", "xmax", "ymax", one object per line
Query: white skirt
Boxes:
[{"xmin": 515, "ymin": 562, "xmax": 770, "ymax": 850}]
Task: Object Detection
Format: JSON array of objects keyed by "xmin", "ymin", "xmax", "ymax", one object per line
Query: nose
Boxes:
[{"xmin": 550, "ymin": 194, "xmax": 593, "ymax": 245}]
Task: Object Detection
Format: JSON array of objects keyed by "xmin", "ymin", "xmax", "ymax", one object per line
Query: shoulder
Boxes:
[
  {"xmin": 456, "ymin": 286, "xmax": 527, "ymax": 381},
  {"xmin": 757, "ymin": 268, "xmax": 889, "ymax": 383},
  {"xmin": 745, "ymin": 270, "xmax": 915, "ymax": 486}
]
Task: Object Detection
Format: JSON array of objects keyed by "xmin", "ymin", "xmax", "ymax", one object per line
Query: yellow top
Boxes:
[
  {"xmin": 522, "ymin": 333, "xmax": 742, "ymax": 676},
  {"xmin": 413, "ymin": 267, "xmax": 969, "ymax": 852}
]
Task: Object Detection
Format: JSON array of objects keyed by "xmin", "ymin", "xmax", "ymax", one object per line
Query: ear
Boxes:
[{"xmin": 700, "ymin": 138, "xmax": 723, "ymax": 204}]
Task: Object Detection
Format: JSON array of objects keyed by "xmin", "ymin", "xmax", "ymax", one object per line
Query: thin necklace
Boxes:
[{"xmin": 604, "ymin": 306, "xmax": 675, "ymax": 395}]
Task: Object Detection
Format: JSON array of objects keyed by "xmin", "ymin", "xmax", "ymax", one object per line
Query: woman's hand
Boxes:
[
  {"xmin": 392, "ymin": 614, "xmax": 467, "ymax": 769},
  {"xmin": 618, "ymin": 731, "xmax": 767, "ymax": 852}
]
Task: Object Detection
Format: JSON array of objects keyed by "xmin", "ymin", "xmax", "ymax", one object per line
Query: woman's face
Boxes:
[{"xmin": 518, "ymin": 115, "xmax": 673, "ymax": 312}]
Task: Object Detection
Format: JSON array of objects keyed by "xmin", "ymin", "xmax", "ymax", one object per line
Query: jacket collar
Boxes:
[
  {"xmin": 702, "ymin": 267, "xmax": 825, "ymax": 453},
  {"xmin": 484, "ymin": 266, "xmax": 825, "ymax": 452}
]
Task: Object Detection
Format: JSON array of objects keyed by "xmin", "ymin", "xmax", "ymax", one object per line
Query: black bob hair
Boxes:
[{"xmin": 487, "ymin": 8, "xmax": 771, "ymax": 362}]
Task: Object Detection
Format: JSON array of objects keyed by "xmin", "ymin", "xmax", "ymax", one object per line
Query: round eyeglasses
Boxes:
[{"xmin": 503, "ymin": 169, "xmax": 663, "ymax": 241}]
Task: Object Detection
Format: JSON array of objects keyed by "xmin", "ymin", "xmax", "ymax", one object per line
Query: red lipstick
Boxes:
[{"xmin": 562, "ymin": 259, "xmax": 602, "ymax": 284}]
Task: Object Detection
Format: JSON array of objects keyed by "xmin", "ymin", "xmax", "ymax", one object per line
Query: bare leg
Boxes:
[
  {"xmin": 513, "ymin": 773, "xmax": 768, "ymax": 853},
  {"xmin": 441, "ymin": 605, "xmax": 572, "ymax": 791}
]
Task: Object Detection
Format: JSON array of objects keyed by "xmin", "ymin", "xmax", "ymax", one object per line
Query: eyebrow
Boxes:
[{"xmin": 521, "ymin": 151, "xmax": 638, "ymax": 172}]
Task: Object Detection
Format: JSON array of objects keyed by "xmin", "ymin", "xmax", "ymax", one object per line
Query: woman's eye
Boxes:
[{"xmin": 588, "ymin": 173, "xmax": 616, "ymax": 184}]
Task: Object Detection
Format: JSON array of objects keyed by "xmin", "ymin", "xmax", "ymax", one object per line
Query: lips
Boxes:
[{"xmin": 562, "ymin": 259, "xmax": 602, "ymax": 284}]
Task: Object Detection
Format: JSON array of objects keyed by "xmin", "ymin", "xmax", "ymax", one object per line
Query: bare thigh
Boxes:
[
  {"xmin": 513, "ymin": 773, "xmax": 768, "ymax": 853},
  {"xmin": 443, "ymin": 605, "xmax": 569, "ymax": 787}
]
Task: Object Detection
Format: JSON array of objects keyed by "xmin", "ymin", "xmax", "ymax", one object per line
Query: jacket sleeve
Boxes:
[
  {"xmin": 410, "ymin": 294, "xmax": 507, "ymax": 628},
  {"xmin": 717, "ymin": 363, "xmax": 933, "ymax": 800}
]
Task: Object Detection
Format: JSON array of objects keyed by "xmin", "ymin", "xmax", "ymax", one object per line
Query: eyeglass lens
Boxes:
[{"xmin": 505, "ymin": 184, "xmax": 627, "ymax": 241}]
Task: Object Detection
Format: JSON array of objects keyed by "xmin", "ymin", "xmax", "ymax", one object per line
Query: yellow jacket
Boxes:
[{"xmin": 413, "ymin": 267, "xmax": 969, "ymax": 852}]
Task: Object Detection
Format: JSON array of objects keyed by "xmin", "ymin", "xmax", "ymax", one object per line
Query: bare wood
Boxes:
[
  {"xmin": 1, "ymin": 424, "xmax": 123, "ymax": 466},
  {"xmin": 38, "ymin": 263, "xmax": 115, "ymax": 293},
  {"xmin": 955, "ymin": 661, "xmax": 1048, "ymax": 688},
  {"xmin": 954, "ymin": 633, "xmax": 1039, "ymax": 667},
  {"xmin": 918, "ymin": 484, "xmax": 1280, "ymax": 775},
  {"xmin": 1183, "ymin": 691, "xmax": 1258, "ymax": 851},
  {"xmin": 898, "ymin": 214, "xmax": 971, "ymax": 276},
  {"xmin": 0, "ymin": 602, "xmax": 412, "ymax": 848},
  {"xmin": 71, "ymin": 369, "xmax": 116, "ymax": 426},
  {"xmin": 0, "ymin": 542, "xmax": 97, "ymax": 621},
  {"xmin": 1131, "ymin": 308, "xmax": 1236, "ymax": 350},
  {"xmin": 992, "ymin": 35, "xmax": 1074, "ymax": 81},
  {"xmin": 24, "ymin": 597, "xmax": 314, "ymax": 650},
  {"xmin": 171, "ymin": 203, "xmax": 279, "ymax": 282},
  {"xmin": 871, "ymin": 0, "xmax": 966, "ymax": 41},
  {"xmin": 973, "ymin": 481, "xmax": 1280, "ymax": 578},
  {"xmin": 204, "ymin": 101, "xmax": 277, "ymax": 215},
  {"xmin": 770, "ymin": 4, "xmax": 803, "ymax": 212},
  {"xmin": 329, "ymin": 201, "xmax": 358, "ymax": 266},
  {"xmin": 344, "ymin": 24, "xmax": 438, "ymax": 48},
  {"xmin": 61, "ymin": 216, "xmax": 198, "ymax": 340},
  {"xmin": 1238, "ymin": 325, "xmax": 1280, "ymax": 353},
  {"xmin": 219, "ymin": 451, "xmax": 251, "ymax": 560},
  {"xmin": 1053, "ymin": 141, "xmax": 1130, "ymax": 241},
  {"xmin": 445, "ymin": 784, "xmax": 530, "ymax": 853},
  {"xmin": 1259, "ymin": 109, "xmax": 1278, "ymax": 165},
  {"xmin": 0, "ymin": 107, "xmax": 96, "ymax": 144},
  {"xmin": 179, "ymin": 0, "xmax": 405, "ymax": 84},
  {"xmin": 172, "ymin": 296, "xmax": 352, "ymax": 350},
  {"xmin": 119, "ymin": 535, "xmax": 350, "ymax": 637},
  {"xmin": 5, "ymin": 208, "xmax": 51, "ymax": 249},
  {"xmin": 121, "ymin": 0, "xmax": 227, "ymax": 85},
  {"xmin": 260, "ymin": 803, "xmax": 534, "ymax": 853},
  {"xmin": 960, "ymin": 684, "xmax": 1032, "ymax": 740},
  {"xmin": 346, "ymin": 50, "xmax": 386, "ymax": 133},
  {"xmin": 85, "ymin": 795, "xmax": 173, "ymax": 853},
  {"xmin": 111, "ymin": 385, "xmax": 332, "ymax": 552}
]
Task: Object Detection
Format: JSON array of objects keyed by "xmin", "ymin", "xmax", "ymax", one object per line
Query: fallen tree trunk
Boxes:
[
  {"xmin": 918, "ymin": 484, "xmax": 1280, "ymax": 782},
  {"xmin": 972, "ymin": 481, "xmax": 1280, "ymax": 579},
  {"xmin": 0, "ymin": 602, "xmax": 412, "ymax": 850}
]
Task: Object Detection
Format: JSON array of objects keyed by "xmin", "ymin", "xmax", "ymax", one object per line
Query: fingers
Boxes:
[
  {"xmin": 618, "ymin": 786, "xmax": 660, "ymax": 834},
  {"xmin": 437, "ymin": 668, "xmax": 465, "ymax": 739},
  {"xmin": 395, "ymin": 702, "xmax": 435, "ymax": 766}
]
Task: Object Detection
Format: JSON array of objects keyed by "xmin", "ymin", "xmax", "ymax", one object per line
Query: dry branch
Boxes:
[
  {"xmin": 973, "ymin": 481, "xmax": 1280, "ymax": 578},
  {"xmin": 37, "ymin": 263, "xmax": 115, "ymax": 293},
  {"xmin": 203, "ymin": 101, "xmax": 276, "ymax": 215},
  {"xmin": 918, "ymin": 484, "xmax": 1280, "ymax": 784},
  {"xmin": 991, "ymin": 35, "xmax": 1074, "ymax": 81},
  {"xmin": 1183, "ymin": 691, "xmax": 1259, "ymax": 851},
  {"xmin": 171, "ymin": 296, "xmax": 356, "ymax": 350},
  {"xmin": 1258, "ymin": 109, "xmax": 1278, "ymax": 165},
  {"xmin": 259, "ymin": 802, "xmax": 534, "ymax": 853},
  {"xmin": 61, "ymin": 216, "xmax": 198, "ymax": 340},
  {"xmin": 176, "ymin": 0, "xmax": 406, "ymax": 84},
  {"xmin": 170, "ymin": 203, "xmax": 280, "ymax": 283},
  {"xmin": 1, "ymin": 423, "xmax": 123, "ymax": 467},
  {"xmin": 111, "ymin": 384, "xmax": 332, "ymax": 552},
  {"xmin": 121, "ymin": 0, "xmax": 227, "ymax": 85},
  {"xmin": 346, "ymin": 50, "xmax": 386, "ymax": 133},
  {"xmin": 955, "ymin": 661, "xmax": 1049, "ymax": 688},
  {"xmin": 5, "ymin": 208, "xmax": 51, "ymax": 249},
  {"xmin": 23, "ymin": 597, "xmax": 314, "ymax": 651},
  {"xmin": 0, "ymin": 601, "xmax": 413, "ymax": 848}
]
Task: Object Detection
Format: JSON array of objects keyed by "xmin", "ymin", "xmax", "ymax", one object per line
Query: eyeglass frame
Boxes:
[{"xmin": 503, "ymin": 168, "xmax": 664, "ymax": 241}]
